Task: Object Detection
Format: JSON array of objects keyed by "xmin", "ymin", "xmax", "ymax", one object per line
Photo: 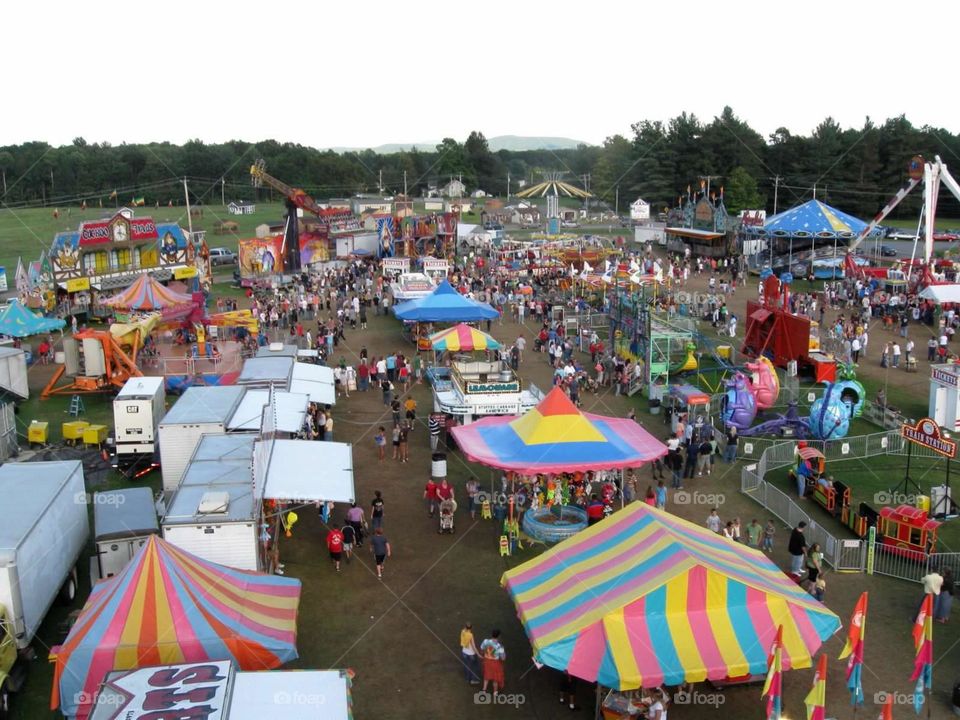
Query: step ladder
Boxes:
[{"xmin": 68, "ymin": 395, "xmax": 85, "ymax": 417}]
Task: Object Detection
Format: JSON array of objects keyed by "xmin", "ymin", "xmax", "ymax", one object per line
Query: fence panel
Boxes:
[
  {"xmin": 835, "ymin": 539, "xmax": 866, "ymax": 572},
  {"xmin": 872, "ymin": 543, "xmax": 929, "ymax": 584}
]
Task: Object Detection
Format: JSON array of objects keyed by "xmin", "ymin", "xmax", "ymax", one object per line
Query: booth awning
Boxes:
[
  {"xmin": 919, "ymin": 283, "xmax": 960, "ymax": 304},
  {"xmin": 259, "ymin": 439, "xmax": 355, "ymax": 503}
]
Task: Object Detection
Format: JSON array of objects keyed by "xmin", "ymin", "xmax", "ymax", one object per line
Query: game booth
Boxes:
[
  {"xmin": 501, "ymin": 502, "xmax": 841, "ymax": 718},
  {"xmin": 50, "ymin": 536, "xmax": 301, "ymax": 719}
]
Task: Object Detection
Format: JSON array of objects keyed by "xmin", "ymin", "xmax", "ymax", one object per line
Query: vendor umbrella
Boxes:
[{"xmin": 428, "ymin": 323, "xmax": 501, "ymax": 352}]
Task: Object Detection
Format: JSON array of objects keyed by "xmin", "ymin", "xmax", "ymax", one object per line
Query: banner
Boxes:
[
  {"xmin": 66, "ymin": 277, "xmax": 91, "ymax": 292},
  {"xmin": 376, "ymin": 217, "xmax": 395, "ymax": 257},
  {"xmin": 238, "ymin": 236, "xmax": 284, "ymax": 278},
  {"xmin": 174, "ymin": 266, "xmax": 198, "ymax": 280},
  {"xmin": 79, "ymin": 214, "xmax": 159, "ymax": 246}
]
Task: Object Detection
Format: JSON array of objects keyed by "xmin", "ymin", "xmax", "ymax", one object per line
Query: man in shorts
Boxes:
[
  {"xmin": 327, "ymin": 526, "xmax": 344, "ymax": 572},
  {"xmin": 340, "ymin": 523, "xmax": 356, "ymax": 563},
  {"xmin": 371, "ymin": 527, "xmax": 391, "ymax": 579},
  {"xmin": 424, "ymin": 478, "xmax": 439, "ymax": 518}
]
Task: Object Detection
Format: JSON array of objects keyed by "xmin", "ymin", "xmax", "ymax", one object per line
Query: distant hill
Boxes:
[{"xmin": 327, "ymin": 135, "xmax": 589, "ymax": 154}]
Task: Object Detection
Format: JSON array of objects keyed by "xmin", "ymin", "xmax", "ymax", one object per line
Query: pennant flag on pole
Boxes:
[
  {"xmin": 839, "ymin": 591, "xmax": 867, "ymax": 705},
  {"xmin": 804, "ymin": 653, "xmax": 828, "ymax": 720},
  {"xmin": 132, "ymin": 197, "xmax": 145, "ymax": 207},
  {"xmin": 761, "ymin": 625, "xmax": 783, "ymax": 720},
  {"xmin": 108, "ymin": 189, "xmax": 118, "ymax": 199},
  {"xmin": 910, "ymin": 594, "xmax": 933, "ymax": 715},
  {"xmin": 879, "ymin": 691, "xmax": 894, "ymax": 720}
]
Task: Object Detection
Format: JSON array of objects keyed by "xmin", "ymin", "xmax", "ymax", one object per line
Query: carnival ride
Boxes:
[
  {"xmin": 42, "ymin": 329, "xmax": 142, "ymax": 398},
  {"xmin": 515, "ymin": 172, "xmax": 592, "ymax": 236}
]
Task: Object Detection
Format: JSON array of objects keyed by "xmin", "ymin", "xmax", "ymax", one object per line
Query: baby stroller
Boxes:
[{"xmin": 438, "ymin": 498, "xmax": 457, "ymax": 534}]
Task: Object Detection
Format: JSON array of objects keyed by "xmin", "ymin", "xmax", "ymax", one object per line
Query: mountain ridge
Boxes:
[{"xmin": 327, "ymin": 135, "xmax": 589, "ymax": 154}]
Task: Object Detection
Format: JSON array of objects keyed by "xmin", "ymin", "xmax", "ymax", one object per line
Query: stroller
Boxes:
[{"xmin": 438, "ymin": 498, "xmax": 457, "ymax": 534}]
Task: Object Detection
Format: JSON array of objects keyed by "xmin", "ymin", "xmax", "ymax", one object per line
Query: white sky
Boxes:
[{"xmin": 4, "ymin": 0, "xmax": 957, "ymax": 149}]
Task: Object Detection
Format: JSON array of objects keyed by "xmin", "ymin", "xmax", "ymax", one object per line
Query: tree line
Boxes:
[{"xmin": 1, "ymin": 107, "xmax": 958, "ymax": 220}]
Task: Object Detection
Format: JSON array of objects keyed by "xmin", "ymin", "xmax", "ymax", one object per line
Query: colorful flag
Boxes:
[
  {"xmin": 910, "ymin": 594, "xmax": 933, "ymax": 715},
  {"xmin": 132, "ymin": 197, "xmax": 145, "ymax": 207},
  {"xmin": 804, "ymin": 654, "xmax": 827, "ymax": 720},
  {"xmin": 761, "ymin": 625, "xmax": 783, "ymax": 720},
  {"xmin": 839, "ymin": 591, "xmax": 867, "ymax": 705},
  {"xmin": 108, "ymin": 189, "xmax": 118, "ymax": 199}
]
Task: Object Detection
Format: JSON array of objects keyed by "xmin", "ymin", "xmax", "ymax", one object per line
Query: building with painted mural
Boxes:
[{"xmin": 45, "ymin": 208, "xmax": 210, "ymax": 314}]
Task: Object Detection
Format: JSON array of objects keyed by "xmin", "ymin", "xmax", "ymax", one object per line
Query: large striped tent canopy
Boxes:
[
  {"xmin": 51, "ymin": 536, "xmax": 300, "ymax": 718},
  {"xmin": 502, "ymin": 503, "xmax": 840, "ymax": 689},
  {"xmin": 428, "ymin": 322, "xmax": 501, "ymax": 352},
  {"xmin": 0, "ymin": 299, "xmax": 65, "ymax": 337},
  {"xmin": 744, "ymin": 199, "xmax": 880, "ymax": 240},
  {"xmin": 101, "ymin": 273, "xmax": 195, "ymax": 312},
  {"xmin": 450, "ymin": 387, "xmax": 667, "ymax": 474}
]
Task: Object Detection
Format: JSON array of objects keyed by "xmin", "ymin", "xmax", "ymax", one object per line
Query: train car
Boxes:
[{"xmin": 877, "ymin": 504, "xmax": 940, "ymax": 556}]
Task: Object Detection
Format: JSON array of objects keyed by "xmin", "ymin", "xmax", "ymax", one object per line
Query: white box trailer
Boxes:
[
  {"xmin": 158, "ymin": 385, "xmax": 245, "ymax": 494},
  {"xmin": 113, "ymin": 376, "xmax": 166, "ymax": 476},
  {"xmin": 0, "ymin": 461, "xmax": 89, "ymax": 650},
  {"xmin": 92, "ymin": 487, "xmax": 159, "ymax": 581},
  {"xmin": 161, "ymin": 434, "xmax": 259, "ymax": 570}
]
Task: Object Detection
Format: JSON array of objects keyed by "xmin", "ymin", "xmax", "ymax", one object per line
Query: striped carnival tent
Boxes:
[
  {"xmin": 428, "ymin": 323, "xmax": 501, "ymax": 352},
  {"xmin": 449, "ymin": 386, "xmax": 667, "ymax": 474},
  {"xmin": 50, "ymin": 536, "xmax": 300, "ymax": 718},
  {"xmin": 502, "ymin": 503, "xmax": 840, "ymax": 689},
  {"xmin": 101, "ymin": 273, "xmax": 195, "ymax": 315}
]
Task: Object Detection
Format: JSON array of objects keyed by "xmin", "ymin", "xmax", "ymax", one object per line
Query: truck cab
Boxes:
[{"xmin": 0, "ymin": 604, "xmax": 28, "ymax": 717}]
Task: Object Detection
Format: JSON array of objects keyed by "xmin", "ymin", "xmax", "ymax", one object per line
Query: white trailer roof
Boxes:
[
  {"xmin": 290, "ymin": 362, "xmax": 336, "ymax": 405},
  {"xmin": 160, "ymin": 385, "xmax": 245, "ymax": 425},
  {"xmin": 227, "ymin": 390, "xmax": 308, "ymax": 433},
  {"xmin": 0, "ymin": 460, "xmax": 82, "ymax": 562},
  {"xmin": 259, "ymin": 440, "xmax": 354, "ymax": 503},
  {"xmin": 230, "ymin": 670, "xmax": 350, "ymax": 720},
  {"xmin": 164, "ymin": 434, "xmax": 256, "ymax": 524},
  {"xmin": 236, "ymin": 356, "xmax": 294, "ymax": 386},
  {"xmin": 94, "ymin": 487, "xmax": 159, "ymax": 540},
  {"xmin": 116, "ymin": 376, "xmax": 165, "ymax": 400}
]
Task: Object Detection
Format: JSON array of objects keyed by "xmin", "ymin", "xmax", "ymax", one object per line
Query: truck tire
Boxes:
[
  {"xmin": 57, "ymin": 569, "xmax": 77, "ymax": 605},
  {"xmin": 0, "ymin": 681, "xmax": 10, "ymax": 720}
]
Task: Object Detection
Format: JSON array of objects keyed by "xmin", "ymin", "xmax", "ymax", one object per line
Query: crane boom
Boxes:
[{"xmin": 250, "ymin": 159, "xmax": 325, "ymax": 217}]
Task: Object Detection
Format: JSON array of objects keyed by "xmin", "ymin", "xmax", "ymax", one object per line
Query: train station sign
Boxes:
[{"xmin": 901, "ymin": 417, "xmax": 957, "ymax": 458}]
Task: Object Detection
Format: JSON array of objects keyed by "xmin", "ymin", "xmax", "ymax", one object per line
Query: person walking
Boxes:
[
  {"xmin": 891, "ymin": 341, "xmax": 901, "ymax": 368},
  {"xmin": 683, "ymin": 439, "xmax": 699, "ymax": 480},
  {"xmin": 905, "ymin": 337, "xmax": 915, "ymax": 368},
  {"xmin": 788, "ymin": 522, "xmax": 808, "ymax": 575},
  {"xmin": 370, "ymin": 527, "xmax": 391, "ymax": 579},
  {"xmin": 371, "ymin": 490, "xmax": 384, "ymax": 530},
  {"xmin": 804, "ymin": 542, "xmax": 823, "ymax": 592},
  {"xmin": 480, "ymin": 630, "xmax": 506, "ymax": 696},
  {"xmin": 466, "ymin": 477, "xmax": 480, "ymax": 519},
  {"xmin": 762, "ymin": 519, "xmax": 776, "ymax": 552},
  {"xmin": 724, "ymin": 425, "xmax": 738, "ymax": 463},
  {"xmin": 460, "ymin": 622, "xmax": 481, "ymax": 685},
  {"xmin": 326, "ymin": 526, "xmax": 344, "ymax": 572},
  {"xmin": 935, "ymin": 568, "xmax": 953, "ymax": 623},
  {"xmin": 346, "ymin": 502, "xmax": 366, "ymax": 548},
  {"xmin": 746, "ymin": 518, "xmax": 762, "ymax": 549},
  {"xmin": 391, "ymin": 424, "xmax": 401, "ymax": 460},
  {"xmin": 655, "ymin": 480, "xmax": 667, "ymax": 510},
  {"xmin": 706, "ymin": 508, "xmax": 721, "ymax": 533},
  {"xmin": 374, "ymin": 426, "xmax": 386, "ymax": 463},
  {"xmin": 398, "ymin": 420, "xmax": 410, "ymax": 462},
  {"xmin": 428, "ymin": 413, "xmax": 441, "ymax": 451},
  {"xmin": 340, "ymin": 522, "xmax": 356, "ymax": 564},
  {"xmin": 424, "ymin": 478, "xmax": 439, "ymax": 518},
  {"xmin": 667, "ymin": 447, "xmax": 683, "ymax": 489}
]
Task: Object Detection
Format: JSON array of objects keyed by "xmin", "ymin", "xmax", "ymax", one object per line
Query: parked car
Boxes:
[
  {"xmin": 933, "ymin": 232, "xmax": 960, "ymax": 242},
  {"xmin": 886, "ymin": 230, "xmax": 918, "ymax": 241},
  {"xmin": 879, "ymin": 245, "xmax": 898, "ymax": 257},
  {"xmin": 208, "ymin": 247, "xmax": 237, "ymax": 266}
]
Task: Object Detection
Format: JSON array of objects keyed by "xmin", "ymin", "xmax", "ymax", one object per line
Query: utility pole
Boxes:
[
  {"xmin": 50, "ymin": 168, "xmax": 54, "ymax": 197},
  {"xmin": 615, "ymin": 184, "xmax": 620, "ymax": 216},
  {"xmin": 183, "ymin": 177, "xmax": 193, "ymax": 237},
  {"xmin": 772, "ymin": 175, "xmax": 782, "ymax": 215},
  {"xmin": 378, "ymin": 169, "xmax": 383, "ymax": 195},
  {"xmin": 403, "ymin": 171, "xmax": 407, "ymax": 197},
  {"xmin": 812, "ymin": 183, "xmax": 817, "ymax": 200},
  {"xmin": 507, "ymin": 172, "xmax": 511, "ymax": 201},
  {"xmin": 580, "ymin": 173, "xmax": 591, "ymax": 212},
  {"xmin": 221, "ymin": 177, "xmax": 225, "ymax": 206}
]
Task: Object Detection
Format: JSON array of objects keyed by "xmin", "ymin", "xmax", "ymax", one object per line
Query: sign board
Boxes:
[
  {"xmin": 382, "ymin": 257, "xmax": 410, "ymax": 274},
  {"xmin": 66, "ymin": 277, "xmax": 91, "ymax": 292},
  {"xmin": 0, "ymin": 267, "xmax": 7, "ymax": 292},
  {"xmin": 931, "ymin": 366, "xmax": 959, "ymax": 388},
  {"xmin": 422, "ymin": 258, "xmax": 449, "ymax": 274},
  {"xmin": 90, "ymin": 660, "xmax": 231, "ymax": 720},
  {"xmin": 174, "ymin": 266, "xmax": 198, "ymax": 280},
  {"xmin": 901, "ymin": 417, "xmax": 957, "ymax": 458},
  {"xmin": 79, "ymin": 215, "xmax": 159, "ymax": 247},
  {"xmin": 473, "ymin": 404, "xmax": 520, "ymax": 415},
  {"xmin": 465, "ymin": 381, "xmax": 521, "ymax": 394}
]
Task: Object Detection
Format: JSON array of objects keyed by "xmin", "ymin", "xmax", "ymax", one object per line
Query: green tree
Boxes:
[{"xmin": 724, "ymin": 166, "xmax": 763, "ymax": 213}]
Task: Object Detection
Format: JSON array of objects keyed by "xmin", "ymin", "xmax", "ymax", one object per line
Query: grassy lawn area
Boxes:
[{"xmin": 766, "ymin": 453, "xmax": 960, "ymax": 549}]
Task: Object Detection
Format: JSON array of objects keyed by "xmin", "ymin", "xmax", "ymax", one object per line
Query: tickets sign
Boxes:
[{"xmin": 901, "ymin": 417, "xmax": 957, "ymax": 458}]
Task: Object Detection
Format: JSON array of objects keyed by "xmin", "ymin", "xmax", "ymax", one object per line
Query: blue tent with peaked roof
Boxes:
[
  {"xmin": 0, "ymin": 300, "xmax": 65, "ymax": 338},
  {"xmin": 392, "ymin": 279, "xmax": 499, "ymax": 323},
  {"xmin": 748, "ymin": 199, "xmax": 880, "ymax": 239}
]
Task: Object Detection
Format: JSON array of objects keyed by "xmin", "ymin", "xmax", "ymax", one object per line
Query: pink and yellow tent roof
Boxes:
[
  {"xmin": 502, "ymin": 503, "xmax": 840, "ymax": 690},
  {"xmin": 101, "ymin": 273, "xmax": 194, "ymax": 313},
  {"xmin": 50, "ymin": 536, "xmax": 300, "ymax": 719},
  {"xmin": 428, "ymin": 323, "xmax": 501, "ymax": 352},
  {"xmin": 449, "ymin": 387, "xmax": 667, "ymax": 474}
]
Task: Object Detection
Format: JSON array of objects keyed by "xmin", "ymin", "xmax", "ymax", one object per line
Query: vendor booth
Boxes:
[
  {"xmin": 50, "ymin": 536, "xmax": 300, "ymax": 719},
  {"xmin": 501, "ymin": 502, "xmax": 840, "ymax": 716},
  {"xmin": 392, "ymin": 279, "xmax": 499, "ymax": 323}
]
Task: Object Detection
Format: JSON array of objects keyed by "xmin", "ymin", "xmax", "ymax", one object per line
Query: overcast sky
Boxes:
[{"xmin": 4, "ymin": 0, "xmax": 957, "ymax": 149}]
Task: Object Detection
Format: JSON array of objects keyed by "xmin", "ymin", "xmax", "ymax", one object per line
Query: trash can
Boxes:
[
  {"xmin": 649, "ymin": 399, "xmax": 661, "ymax": 415},
  {"xmin": 431, "ymin": 452, "xmax": 447, "ymax": 478}
]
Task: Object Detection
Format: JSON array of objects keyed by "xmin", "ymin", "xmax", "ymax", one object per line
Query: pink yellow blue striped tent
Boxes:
[
  {"xmin": 502, "ymin": 503, "xmax": 840, "ymax": 689},
  {"xmin": 102, "ymin": 273, "xmax": 194, "ymax": 313},
  {"xmin": 449, "ymin": 387, "xmax": 667, "ymax": 474},
  {"xmin": 50, "ymin": 536, "xmax": 300, "ymax": 718},
  {"xmin": 427, "ymin": 323, "xmax": 501, "ymax": 352}
]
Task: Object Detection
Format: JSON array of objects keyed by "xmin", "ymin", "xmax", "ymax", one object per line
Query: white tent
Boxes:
[
  {"xmin": 227, "ymin": 390, "xmax": 308, "ymax": 433},
  {"xmin": 259, "ymin": 439, "xmax": 355, "ymax": 503},
  {"xmin": 290, "ymin": 362, "xmax": 336, "ymax": 405},
  {"xmin": 919, "ymin": 284, "xmax": 960, "ymax": 304}
]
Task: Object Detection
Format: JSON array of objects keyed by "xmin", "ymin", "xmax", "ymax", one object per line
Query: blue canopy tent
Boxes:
[
  {"xmin": 744, "ymin": 200, "xmax": 882, "ymax": 277},
  {"xmin": 392, "ymin": 279, "xmax": 499, "ymax": 323},
  {"xmin": 0, "ymin": 299, "xmax": 65, "ymax": 338}
]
